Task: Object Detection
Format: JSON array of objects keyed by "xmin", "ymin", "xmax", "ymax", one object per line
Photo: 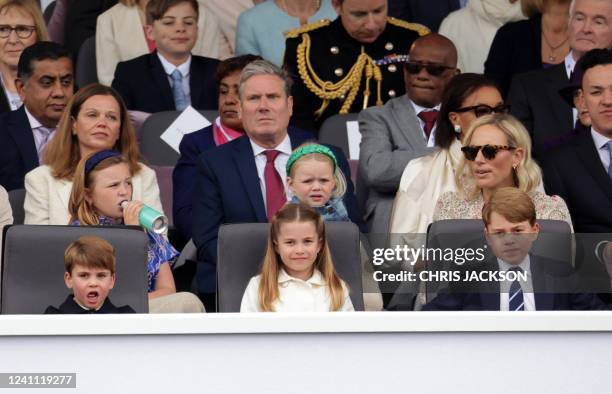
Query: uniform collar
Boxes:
[{"xmin": 278, "ymin": 268, "xmax": 325, "ymax": 286}]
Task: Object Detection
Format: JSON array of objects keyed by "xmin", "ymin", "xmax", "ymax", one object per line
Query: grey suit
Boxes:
[{"xmin": 358, "ymin": 95, "xmax": 434, "ymax": 237}]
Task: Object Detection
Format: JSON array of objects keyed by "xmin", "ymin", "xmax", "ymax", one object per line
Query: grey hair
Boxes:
[{"xmin": 238, "ymin": 59, "xmax": 293, "ymax": 99}]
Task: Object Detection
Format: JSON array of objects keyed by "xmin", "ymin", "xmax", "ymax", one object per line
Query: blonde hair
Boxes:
[
  {"xmin": 0, "ymin": 0, "xmax": 49, "ymax": 41},
  {"xmin": 288, "ymin": 142, "xmax": 347, "ymax": 199},
  {"xmin": 68, "ymin": 153, "xmax": 130, "ymax": 226},
  {"xmin": 44, "ymin": 84, "xmax": 142, "ymax": 180},
  {"xmin": 64, "ymin": 235, "xmax": 116, "ymax": 274},
  {"xmin": 521, "ymin": 0, "xmax": 544, "ymax": 17},
  {"xmin": 257, "ymin": 203, "xmax": 347, "ymax": 312},
  {"xmin": 455, "ymin": 114, "xmax": 542, "ymax": 200}
]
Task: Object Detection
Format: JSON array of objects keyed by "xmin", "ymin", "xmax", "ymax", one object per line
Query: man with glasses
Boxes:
[
  {"xmin": 0, "ymin": 41, "xmax": 73, "ymax": 191},
  {"xmin": 283, "ymin": 0, "xmax": 429, "ymax": 133},
  {"xmin": 359, "ymin": 33, "xmax": 458, "ymax": 241}
]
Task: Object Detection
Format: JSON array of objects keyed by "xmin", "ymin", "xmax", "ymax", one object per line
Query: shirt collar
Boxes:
[
  {"xmin": 408, "ymin": 97, "xmax": 440, "ymax": 115},
  {"xmin": 24, "ymin": 105, "xmax": 43, "ymax": 129},
  {"xmin": 591, "ymin": 127, "xmax": 612, "ymax": 149},
  {"xmin": 73, "ymin": 296, "xmax": 103, "ymax": 311},
  {"xmin": 278, "ymin": 268, "xmax": 325, "ymax": 285},
  {"xmin": 250, "ymin": 133, "xmax": 292, "ymax": 157},
  {"xmin": 157, "ymin": 52, "xmax": 191, "ymax": 77},
  {"xmin": 497, "ymin": 254, "xmax": 531, "ymax": 273},
  {"xmin": 565, "ymin": 52, "xmax": 577, "ymax": 79}
]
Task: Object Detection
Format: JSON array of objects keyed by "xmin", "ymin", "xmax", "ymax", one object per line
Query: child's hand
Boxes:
[{"xmin": 122, "ymin": 200, "xmax": 144, "ymax": 226}]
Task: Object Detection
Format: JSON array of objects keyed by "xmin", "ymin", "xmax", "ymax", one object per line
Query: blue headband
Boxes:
[{"xmin": 84, "ymin": 150, "xmax": 121, "ymax": 175}]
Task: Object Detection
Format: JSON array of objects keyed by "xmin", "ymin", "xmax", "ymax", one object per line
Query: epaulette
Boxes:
[
  {"xmin": 387, "ymin": 17, "xmax": 430, "ymax": 36},
  {"xmin": 284, "ymin": 19, "xmax": 331, "ymax": 39}
]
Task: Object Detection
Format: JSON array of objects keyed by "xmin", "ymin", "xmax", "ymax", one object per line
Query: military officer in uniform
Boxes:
[{"xmin": 283, "ymin": 0, "xmax": 429, "ymax": 133}]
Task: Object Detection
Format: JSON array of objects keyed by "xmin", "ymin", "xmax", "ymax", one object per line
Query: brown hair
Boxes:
[
  {"xmin": 258, "ymin": 203, "xmax": 347, "ymax": 312},
  {"xmin": 145, "ymin": 0, "xmax": 198, "ymax": 25},
  {"xmin": 0, "ymin": 0, "xmax": 49, "ymax": 41},
  {"xmin": 64, "ymin": 235, "xmax": 116, "ymax": 274},
  {"xmin": 44, "ymin": 83, "xmax": 142, "ymax": 180},
  {"xmin": 68, "ymin": 153, "xmax": 130, "ymax": 226},
  {"xmin": 482, "ymin": 187, "xmax": 537, "ymax": 227}
]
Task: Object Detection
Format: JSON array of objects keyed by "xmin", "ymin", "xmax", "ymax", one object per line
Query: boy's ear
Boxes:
[
  {"xmin": 109, "ymin": 273, "xmax": 116, "ymax": 290},
  {"xmin": 64, "ymin": 272, "xmax": 73, "ymax": 289},
  {"xmin": 531, "ymin": 222, "xmax": 540, "ymax": 241}
]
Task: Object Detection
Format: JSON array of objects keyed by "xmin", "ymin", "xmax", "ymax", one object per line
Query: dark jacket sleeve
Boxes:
[
  {"xmin": 192, "ymin": 155, "xmax": 222, "ymax": 267},
  {"xmin": 111, "ymin": 61, "xmax": 133, "ymax": 109},
  {"xmin": 284, "ymin": 36, "xmax": 317, "ymax": 132},
  {"xmin": 507, "ymin": 73, "xmax": 535, "ymax": 137},
  {"xmin": 172, "ymin": 132, "xmax": 203, "ymax": 240}
]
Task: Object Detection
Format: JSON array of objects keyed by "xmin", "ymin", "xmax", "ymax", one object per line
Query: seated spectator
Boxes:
[
  {"xmin": 433, "ymin": 113, "xmax": 572, "ymax": 227},
  {"xmin": 541, "ymin": 48, "xmax": 612, "ymax": 233},
  {"xmin": 359, "ymin": 34, "xmax": 458, "ymax": 236},
  {"xmin": 423, "ymin": 187, "xmax": 607, "ymax": 311},
  {"xmin": 439, "ymin": 0, "xmax": 524, "ymax": 73},
  {"xmin": 192, "ymin": 60, "xmax": 361, "ymax": 311},
  {"xmin": 235, "ymin": 0, "xmax": 337, "ymax": 66},
  {"xmin": 391, "ymin": 73, "xmax": 507, "ymax": 235},
  {"xmin": 485, "ymin": 0, "xmax": 571, "ymax": 97},
  {"xmin": 240, "ymin": 203, "xmax": 354, "ymax": 312},
  {"xmin": 172, "ymin": 54, "xmax": 260, "ymax": 240},
  {"xmin": 45, "ymin": 235, "xmax": 136, "ymax": 314},
  {"xmin": 205, "ymin": 0, "xmax": 262, "ymax": 56},
  {"xmin": 24, "ymin": 83, "xmax": 162, "ymax": 225},
  {"xmin": 0, "ymin": 0, "xmax": 48, "ymax": 114},
  {"xmin": 69, "ymin": 150, "xmax": 205, "ymax": 313},
  {"xmin": 97, "ymin": 0, "xmax": 227, "ymax": 86},
  {"xmin": 507, "ymin": 0, "xmax": 611, "ymax": 157},
  {"xmin": 0, "ymin": 185, "xmax": 12, "ymax": 252},
  {"xmin": 0, "ymin": 41, "xmax": 73, "ymax": 191},
  {"xmin": 111, "ymin": 0, "xmax": 219, "ymax": 113}
]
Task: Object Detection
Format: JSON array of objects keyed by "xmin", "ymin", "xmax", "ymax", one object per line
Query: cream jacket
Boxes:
[{"xmin": 24, "ymin": 164, "xmax": 163, "ymax": 225}]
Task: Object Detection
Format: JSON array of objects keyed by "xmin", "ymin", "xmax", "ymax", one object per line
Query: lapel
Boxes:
[
  {"xmin": 545, "ymin": 63, "xmax": 572, "ymax": 132},
  {"xmin": 574, "ymin": 131, "xmax": 612, "ymax": 202},
  {"xmin": 531, "ymin": 256, "xmax": 555, "ymax": 310},
  {"xmin": 148, "ymin": 52, "xmax": 176, "ymax": 110},
  {"xmin": 9, "ymin": 106, "xmax": 39, "ymax": 169},
  {"xmin": 392, "ymin": 96, "xmax": 426, "ymax": 147},
  {"xmin": 56, "ymin": 177, "xmax": 73, "ymax": 219},
  {"xmin": 232, "ymin": 137, "xmax": 267, "ymax": 222},
  {"xmin": 189, "ymin": 57, "xmax": 203, "ymax": 107}
]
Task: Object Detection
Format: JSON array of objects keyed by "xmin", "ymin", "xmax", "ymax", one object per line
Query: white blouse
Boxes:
[{"xmin": 240, "ymin": 269, "xmax": 354, "ymax": 312}]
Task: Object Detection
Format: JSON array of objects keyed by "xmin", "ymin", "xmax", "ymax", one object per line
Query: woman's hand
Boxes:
[{"xmin": 122, "ymin": 200, "xmax": 144, "ymax": 226}]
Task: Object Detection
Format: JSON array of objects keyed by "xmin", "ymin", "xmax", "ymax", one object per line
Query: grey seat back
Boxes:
[
  {"xmin": 1, "ymin": 225, "xmax": 149, "ymax": 314},
  {"xmin": 217, "ymin": 222, "xmax": 364, "ymax": 312},
  {"xmin": 140, "ymin": 110, "xmax": 218, "ymax": 166},
  {"xmin": 7, "ymin": 189, "xmax": 25, "ymax": 225},
  {"xmin": 75, "ymin": 36, "xmax": 98, "ymax": 88},
  {"xmin": 318, "ymin": 113, "xmax": 359, "ymax": 159}
]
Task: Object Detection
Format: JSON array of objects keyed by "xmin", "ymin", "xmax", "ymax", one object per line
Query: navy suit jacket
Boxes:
[
  {"xmin": 422, "ymin": 256, "xmax": 608, "ymax": 311},
  {"xmin": 191, "ymin": 128, "xmax": 364, "ymax": 293},
  {"xmin": 111, "ymin": 52, "xmax": 219, "ymax": 113},
  {"xmin": 0, "ymin": 106, "xmax": 39, "ymax": 191}
]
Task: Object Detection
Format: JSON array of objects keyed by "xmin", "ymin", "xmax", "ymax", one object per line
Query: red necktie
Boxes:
[
  {"xmin": 418, "ymin": 110, "xmax": 438, "ymax": 141},
  {"xmin": 264, "ymin": 150, "xmax": 286, "ymax": 221}
]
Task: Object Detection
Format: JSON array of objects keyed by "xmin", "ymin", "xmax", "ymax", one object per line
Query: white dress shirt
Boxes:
[
  {"xmin": 409, "ymin": 98, "xmax": 440, "ymax": 148},
  {"xmin": 250, "ymin": 134, "xmax": 292, "ymax": 211},
  {"xmin": 240, "ymin": 269, "xmax": 354, "ymax": 312},
  {"xmin": 24, "ymin": 106, "xmax": 55, "ymax": 161},
  {"xmin": 592, "ymin": 128, "xmax": 612, "ymax": 172},
  {"xmin": 157, "ymin": 52, "xmax": 191, "ymax": 104},
  {"xmin": 498, "ymin": 255, "xmax": 536, "ymax": 311},
  {"xmin": 565, "ymin": 52, "xmax": 578, "ymax": 125}
]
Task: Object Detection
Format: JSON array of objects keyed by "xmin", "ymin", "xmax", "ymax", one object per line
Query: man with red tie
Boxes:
[
  {"xmin": 192, "ymin": 60, "xmax": 362, "ymax": 311},
  {"xmin": 359, "ymin": 33, "xmax": 458, "ymax": 237}
]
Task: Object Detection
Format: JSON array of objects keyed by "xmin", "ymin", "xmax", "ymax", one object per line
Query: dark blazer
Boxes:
[
  {"xmin": 0, "ymin": 106, "xmax": 39, "ymax": 191},
  {"xmin": 192, "ymin": 129, "xmax": 364, "ymax": 293},
  {"xmin": 0, "ymin": 83, "xmax": 11, "ymax": 114},
  {"xmin": 485, "ymin": 14, "xmax": 542, "ymax": 98},
  {"xmin": 112, "ymin": 52, "xmax": 219, "ymax": 113},
  {"xmin": 45, "ymin": 295, "xmax": 135, "ymax": 314},
  {"xmin": 541, "ymin": 131, "xmax": 612, "ymax": 233},
  {"xmin": 64, "ymin": 0, "xmax": 117, "ymax": 60},
  {"xmin": 388, "ymin": 0, "xmax": 460, "ymax": 32},
  {"xmin": 507, "ymin": 62, "xmax": 572, "ymax": 158},
  {"xmin": 422, "ymin": 256, "xmax": 608, "ymax": 311}
]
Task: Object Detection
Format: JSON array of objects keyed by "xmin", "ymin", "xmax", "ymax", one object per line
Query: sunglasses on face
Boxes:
[
  {"xmin": 403, "ymin": 62, "xmax": 455, "ymax": 77},
  {"xmin": 461, "ymin": 144, "xmax": 516, "ymax": 161},
  {"xmin": 455, "ymin": 104, "xmax": 511, "ymax": 118}
]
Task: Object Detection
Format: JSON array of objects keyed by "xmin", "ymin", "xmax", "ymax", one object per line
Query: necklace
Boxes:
[
  {"xmin": 541, "ymin": 30, "xmax": 569, "ymax": 63},
  {"xmin": 277, "ymin": 0, "xmax": 321, "ymax": 25}
]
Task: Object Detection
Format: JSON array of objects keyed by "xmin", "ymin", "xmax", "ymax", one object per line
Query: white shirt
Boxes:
[
  {"xmin": 157, "ymin": 52, "xmax": 191, "ymax": 103},
  {"xmin": 24, "ymin": 106, "xmax": 55, "ymax": 161},
  {"xmin": 250, "ymin": 134, "xmax": 292, "ymax": 211},
  {"xmin": 498, "ymin": 255, "xmax": 536, "ymax": 311},
  {"xmin": 591, "ymin": 128, "xmax": 612, "ymax": 172},
  {"xmin": 240, "ymin": 269, "xmax": 354, "ymax": 312},
  {"xmin": 409, "ymin": 98, "xmax": 440, "ymax": 148},
  {"xmin": 565, "ymin": 52, "xmax": 578, "ymax": 125}
]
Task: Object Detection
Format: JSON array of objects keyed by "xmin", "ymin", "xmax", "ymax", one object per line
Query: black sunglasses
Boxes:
[
  {"xmin": 455, "ymin": 104, "xmax": 511, "ymax": 118},
  {"xmin": 404, "ymin": 62, "xmax": 455, "ymax": 77},
  {"xmin": 461, "ymin": 145, "xmax": 516, "ymax": 161}
]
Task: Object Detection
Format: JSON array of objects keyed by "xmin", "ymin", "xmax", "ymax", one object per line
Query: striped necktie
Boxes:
[{"xmin": 508, "ymin": 266, "xmax": 524, "ymax": 311}]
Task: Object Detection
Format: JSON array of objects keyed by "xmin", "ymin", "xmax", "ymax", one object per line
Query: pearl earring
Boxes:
[{"xmin": 453, "ymin": 124, "xmax": 461, "ymax": 134}]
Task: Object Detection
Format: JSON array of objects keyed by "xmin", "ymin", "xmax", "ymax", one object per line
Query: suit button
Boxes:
[
  {"xmin": 388, "ymin": 64, "xmax": 397, "ymax": 73},
  {"xmin": 388, "ymin": 90, "xmax": 396, "ymax": 97},
  {"xmin": 330, "ymin": 46, "xmax": 339, "ymax": 54},
  {"xmin": 385, "ymin": 42, "xmax": 394, "ymax": 51}
]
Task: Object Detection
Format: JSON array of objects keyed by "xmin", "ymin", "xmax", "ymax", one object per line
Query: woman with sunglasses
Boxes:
[
  {"xmin": 0, "ymin": 0, "xmax": 47, "ymax": 114},
  {"xmin": 391, "ymin": 73, "xmax": 512, "ymax": 235},
  {"xmin": 432, "ymin": 113, "xmax": 571, "ymax": 226}
]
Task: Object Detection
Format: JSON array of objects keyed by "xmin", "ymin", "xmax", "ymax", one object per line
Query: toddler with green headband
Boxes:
[{"xmin": 286, "ymin": 143, "xmax": 350, "ymax": 222}]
